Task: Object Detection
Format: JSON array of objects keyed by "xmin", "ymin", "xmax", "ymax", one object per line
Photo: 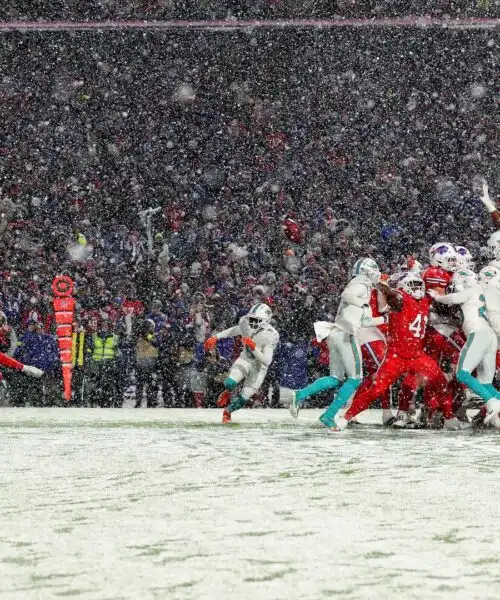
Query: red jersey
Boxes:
[
  {"xmin": 311, "ymin": 339, "xmax": 329, "ymax": 367},
  {"xmin": 422, "ymin": 266, "xmax": 452, "ymax": 293},
  {"xmin": 369, "ymin": 289, "xmax": 388, "ymax": 336},
  {"xmin": 81, "ymin": 309, "xmax": 101, "ymax": 333},
  {"xmin": 122, "ymin": 300, "xmax": 144, "ymax": 316},
  {"xmin": 386, "ymin": 291, "xmax": 431, "ymax": 359},
  {"xmin": 282, "ymin": 216, "xmax": 303, "ymax": 244}
]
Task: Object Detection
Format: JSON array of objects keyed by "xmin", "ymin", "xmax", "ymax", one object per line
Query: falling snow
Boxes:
[{"xmin": 0, "ymin": 4, "xmax": 499, "ymax": 599}]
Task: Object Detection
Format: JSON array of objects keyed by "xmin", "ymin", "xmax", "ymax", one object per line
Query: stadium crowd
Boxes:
[
  {"xmin": 0, "ymin": 22, "xmax": 497, "ymax": 406},
  {"xmin": 1, "ymin": 0, "xmax": 498, "ymax": 21}
]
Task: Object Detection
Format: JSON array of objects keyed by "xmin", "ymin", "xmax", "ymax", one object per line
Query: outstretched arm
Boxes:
[
  {"xmin": 214, "ymin": 325, "xmax": 241, "ymax": 340},
  {"xmin": 0, "ymin": 352, "xmax": 43, "ymax": 377},
  {"xmin": 0, "ymin": 352, "xmax": 24, "ymax": 371},
  {"xmin": 429, "ymin": 289, "xmax": 469, "ymax": 305},
  {"xmin": 361, "ymin": 314, "xmax": 388, "ymax": 328},
  {"xmin": 204, "ymin": 325, "xmax": 242, "ymax": 352},
  {"xmin": 480, "ymin": 182, "xmax": 500, "ymax": 230}
]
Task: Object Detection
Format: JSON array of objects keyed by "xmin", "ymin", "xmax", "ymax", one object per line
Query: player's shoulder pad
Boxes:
[
  {"xmin": 347, "ymin": 277, "xmax": 371, "ymax": 295},
  {"xmin": 263, "ymin": 325, "xmax": 280, "ymax": 344}
]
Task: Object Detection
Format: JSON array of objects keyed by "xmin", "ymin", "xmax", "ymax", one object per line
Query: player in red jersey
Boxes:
[
  {"xmin": 396, "ymin": 244, "xmax": 464, "ymax": 426},
  {"xmin": 335, "ymin": 272, "xmax": 457, "ymax": 430}
]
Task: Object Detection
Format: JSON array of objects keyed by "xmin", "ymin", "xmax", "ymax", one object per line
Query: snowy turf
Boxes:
[{"xmin": 0, "ymin": 408, "xmax": 499, "ymax": 600}]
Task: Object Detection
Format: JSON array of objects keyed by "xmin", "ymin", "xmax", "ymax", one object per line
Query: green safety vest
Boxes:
[
  {"xmin": 76, "ymin": 232, "xmax": 87, "ymax": 246},
  {"xmin": 92, "ymin": 334, "xmax": 118, "ymax": 362}
]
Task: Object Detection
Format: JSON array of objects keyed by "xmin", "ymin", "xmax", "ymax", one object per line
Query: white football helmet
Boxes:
[
  {"xmin": 397, "ymin": 273, "xmax": 426, "ymax": 300},
  {"xmin": 487, "ymin": 231, "xmax": 500, "ymax": 261},
  {"xmin": 407, "ymin": 257, "xmax": 424, "ymax": 275},
  {"xmin": 449, "ymin": 269, "xmax": 478, "ymax": 293},
  {"xmin": 455, "ymin": 246, "xmax": 475, "ymax": 270},
  {"xmin": 429, "ymin": 242, "xmax": 458, "ymax": 272},
  {"xmin": 479, "ymin": 265, "xmax": 500, "ymax": 288},
  {"xmin": 247, "ymin": 303, "xmax": 272, "ymax": 332},
  {"xmin": 351, "ymin": 258, "xmax": 380, "ymax": 284}
]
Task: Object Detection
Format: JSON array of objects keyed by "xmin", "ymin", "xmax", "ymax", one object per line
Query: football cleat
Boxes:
[
  {"xmin": 393, "ymin": 411, "xmax": 409, "ymax": 428},
  {"xmin": 484, "ymin": 399, "xmax": 500, "ymax": 427},
  {"xmin": 222, "ymin": 409, "xmax": 232, "ymax": 424},
  {"xmin": 280, "ymin": 387, "xmax": 300, "ymax": 419}
]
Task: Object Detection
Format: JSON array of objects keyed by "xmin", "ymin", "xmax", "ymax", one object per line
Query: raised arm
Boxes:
[
  {"xmin": 480, "ymin": 182, "xmax": 500, "ymax": 230},
  {"xmin": 377, "ymin": 281, "xmax": 403, "ymax": 311}
]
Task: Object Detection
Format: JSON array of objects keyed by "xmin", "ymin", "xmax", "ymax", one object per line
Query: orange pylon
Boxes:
[{"xmin": 52, "ymin": 276, "xmax": 75, "ymax": 402}]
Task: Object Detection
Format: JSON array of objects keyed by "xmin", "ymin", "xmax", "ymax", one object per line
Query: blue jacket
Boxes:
[
  {"xmin": 276, "ymin": 340, "xmax": 309, "ymax": 389},
  {"xmin": 16, "ymin": 332, "xmax": 61, "ymax": 373}
]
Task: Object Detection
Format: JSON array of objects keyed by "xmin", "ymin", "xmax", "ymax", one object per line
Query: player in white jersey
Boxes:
[
  {"xmin": 479, "ymin": 188, "xmax": 500, "ymax": 347},
  {"xmin": 204, "ymin": 303, "xmax": 279, "ymax": 423},
  {"xmin": 428, "ymin": 270, "xmax": 500, "ymax": 415},
  {"xmin": 474, "ymin": 181, "xmax": 500, "ymax": 424},
  {"xmin": 479, "ymin": 266, "xmax": 500, "ymax": 341},
  {"xmin": 280, "ymin": 258, "xmax": 386, "ymax": 429}
]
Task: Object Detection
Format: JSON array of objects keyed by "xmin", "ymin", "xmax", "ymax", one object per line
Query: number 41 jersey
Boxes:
[{"xmin": 386, "ymin": 290, "xmax": 432, "ymax": 359}]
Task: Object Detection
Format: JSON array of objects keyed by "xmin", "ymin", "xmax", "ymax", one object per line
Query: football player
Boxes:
[
  {"xmin": 204, "ymin": 303, "xmax": 279, "ymax": 423},
  {"xmin": 338, "ymin": 272, "xmax": 457, "ymax": 430},
  {"xmin": 429, "ymin": 269, "xmax": 500, "ymax": 422},
  {"xmin": 281, "ymin": 258, "xmax": 385, "ymax": 428}
]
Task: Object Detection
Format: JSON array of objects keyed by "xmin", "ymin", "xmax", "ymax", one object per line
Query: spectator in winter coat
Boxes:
[
  {"xmin": 163, "ymin": 304, "xmax": 195, "ymax": 406},
  {"xmin": 146, "ymin": 299, "xmax": 168, "ymax": 333},
  {"xmin": 190, "ymin": 295, "xmax": 211, "ymax": 364},
  {"xmin": 0, "ymin": 311, "xmax": 18, "ymax": 357},
  {"xmin": 133, "ymin": 318, "xmax": 160, "ymax": 408},
  {"xmin": 0, "ymin": 290, "xmax": 21, "ymax": 329},
  {"xmin": 14, "ymin": 321, "xmax": 61, "ymax": 406},
  {"xmin": 85, "ymin": 319, "xmax": 121, "ymax": 407}
]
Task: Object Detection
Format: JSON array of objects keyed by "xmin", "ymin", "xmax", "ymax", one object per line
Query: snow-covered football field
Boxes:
[{"xmin": 1, "ymin": 407, "xmax": 500, "ymax": 600}]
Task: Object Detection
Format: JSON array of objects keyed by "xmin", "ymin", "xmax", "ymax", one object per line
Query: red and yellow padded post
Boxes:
[{"xmin": 52, "ymin": 276, "xmax": 75, "ymax": 401}]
